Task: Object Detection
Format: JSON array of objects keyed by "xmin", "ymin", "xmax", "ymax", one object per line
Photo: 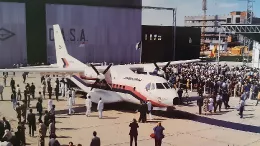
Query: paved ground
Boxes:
[{"xmin": 0, "ymin": 72, "xmax": 260, "ymax": 146}]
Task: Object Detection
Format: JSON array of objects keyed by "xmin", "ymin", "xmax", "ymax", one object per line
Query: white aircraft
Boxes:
[{"xmin": 0, "ymin": 24, "xmax": 200, "ymax": 111}]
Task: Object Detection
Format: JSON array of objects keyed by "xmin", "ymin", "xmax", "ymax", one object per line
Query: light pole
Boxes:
[{"xmin": 217, "ymin": 31, "xmax": 221, "ymax": 74}]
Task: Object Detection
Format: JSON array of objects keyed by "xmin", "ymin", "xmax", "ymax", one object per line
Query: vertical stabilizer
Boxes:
[{"xmin": 53, "ymin": 24, "xmax": 86, "ymax": 68}]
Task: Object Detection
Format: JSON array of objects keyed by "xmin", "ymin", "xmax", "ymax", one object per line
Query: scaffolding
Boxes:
[{"xmin": 221, "ymin": 24, "xmax": 260, "ymax": 65}]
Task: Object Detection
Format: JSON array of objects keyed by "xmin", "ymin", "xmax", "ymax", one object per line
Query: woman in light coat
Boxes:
[{"xmin": 208, "ymin": 96, "xmax": 214, "ymax": 113}]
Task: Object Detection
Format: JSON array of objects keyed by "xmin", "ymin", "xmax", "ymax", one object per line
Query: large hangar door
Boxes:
[
  {"xmin": 0, "ymin": 2, "xmax": 27, "ymax": 68},
  {"xmin": 141, "ymin": 25, "xmax": 173, "ymax": 63},
  {"xmin": 46, "ymin": 4, "xmax": 141, "ymax": 64}
]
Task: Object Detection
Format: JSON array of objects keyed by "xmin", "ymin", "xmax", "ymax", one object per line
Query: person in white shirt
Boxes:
[
  {"xmin": 85, "ymin": 95, "xmax": 92, "ymax": 117},
  {"xmin": 16, "ymin": 84, "xmax": 21, "ymax": 101},
  {"xmin": 64, "ymin": 79, "xmax": 68, "ymax": 95},
  {"xmin": 66, "ymin": 89, "xmax": 71, "ymax": 102},
  {"xmin": 72, "ymin": 89, "xmax": 75, "ymax": 105},
  {"xmin": 0, "ymin": 84, "xmax": 4, "ymax": 100},
  {"xmin": 60, "ymin": 81, "xmax": 65, "ymax": 97},
  {"xmin": 68, "ymin": 94, "xmax": 75, "ymax": 115},
  {"xmin": 147, "ymin": 100, "xmax": 153, "ymax": 120},
  {"xmin": 97, "ymin": 98, "xmax": 104, "ymax": 119},
  {"xmin": 48, "ymin": 99, "xmax": 53, "ymax": 112}
]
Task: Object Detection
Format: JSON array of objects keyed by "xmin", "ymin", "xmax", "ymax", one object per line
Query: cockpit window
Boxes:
[
  {"xmin": 150, "ymin": 83, "xmax": 155, "ymax": 90},
  {"xmin": 163, "ymin": 83, "xmax": 170, "ymax": 89},
  {"xmin": 156, "ymin": 83, "xmax": 165, "ymax": 89},
  {"xmin": 145, "ymin": 83, "xmax": 151, "ymax": 91}
]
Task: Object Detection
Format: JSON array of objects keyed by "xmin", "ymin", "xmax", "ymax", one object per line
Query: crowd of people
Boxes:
[
  {"xmin": 0, "ymin": 73, "xmax": 83, "ymax": 145},
  {"xmin": 166, "ymin": 62, "xmax": 259, "ymax": 117}
]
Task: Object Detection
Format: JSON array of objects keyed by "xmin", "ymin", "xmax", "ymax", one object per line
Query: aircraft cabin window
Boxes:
[
  {"xmin": 145, "ymin": 83, "xmax": 151, "ymax": 91},
  {"xmin": 163, "ymin": 83, "xmax": 170, "ymax": 89},
  {"xmin": 156, "ymin": 83, "xmax": 165, "ymax": 89},
  {"xmin": 150, "ymin": 83, "xmax": 155, "ymax": 90}
]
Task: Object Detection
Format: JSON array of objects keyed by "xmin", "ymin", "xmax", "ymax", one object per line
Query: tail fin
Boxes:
[{"xmin": 53, "ymin": 24, "xmax": 86, "ymax": 68}]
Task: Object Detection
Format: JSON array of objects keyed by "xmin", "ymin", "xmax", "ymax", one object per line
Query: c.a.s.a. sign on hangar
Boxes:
[{"xmin": 48, "ymin": 28, "xmax": 87, "ymax": 42}]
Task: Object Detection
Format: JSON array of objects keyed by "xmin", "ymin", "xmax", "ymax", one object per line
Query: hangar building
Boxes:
[
  {"xmin": 0, "ymin": 0, "xmax": 142, "ymax": 68},
  {"xmin": 0, "ymin": 0, "xmax": 200, "ymax": 68}
]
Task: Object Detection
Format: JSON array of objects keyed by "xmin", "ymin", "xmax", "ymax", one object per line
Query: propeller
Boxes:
[
  {"xmin": 90, "ymin": 64, "xmax": 112, "ymax": 91},
  {"xmin": 153, "ymin": 61, "xmax": 171, "ymax": 77}
]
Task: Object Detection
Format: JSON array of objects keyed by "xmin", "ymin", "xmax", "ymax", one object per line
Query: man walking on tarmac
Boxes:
[{"xmin": 85, "ymin": 95, "xmax": 92, "ymax": 117}]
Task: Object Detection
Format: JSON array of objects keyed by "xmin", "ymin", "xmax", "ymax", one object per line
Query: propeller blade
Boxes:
[
  {"xmin": 90, "ymin": 64, "xmax": 100, "ymax": 75},
  {"xmin": 162, "ymin": 61, "xmax": 171, "ymax": 71},
  {"xmin": 153, "ymin": 62, "xmax": 160, "ymax": 70},
  {"xmin": 90, "ymin": 80, "xmax": 99, "ymax": 91},
  {"xmin": 103, "ymin": 80, "xmax": 112, "ymax": 90},
  {"xmin": 103, "ymin": 64, "xmax": 112, "ymax": 74}
]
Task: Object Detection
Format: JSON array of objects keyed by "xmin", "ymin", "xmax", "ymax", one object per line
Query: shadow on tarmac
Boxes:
[{"xmin": 55, "ymin": 101, "xmax": 260, "ymax": 134}]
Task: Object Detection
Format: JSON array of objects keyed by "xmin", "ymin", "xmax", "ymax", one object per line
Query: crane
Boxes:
[{"xmin": 202, "ymin": 0, "xmax": 207, "ymax": 53}]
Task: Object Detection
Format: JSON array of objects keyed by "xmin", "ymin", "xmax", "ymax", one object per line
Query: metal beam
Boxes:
[{"xmin": 221, "ymin": 25, "xmax": 260, "ymax": 33}]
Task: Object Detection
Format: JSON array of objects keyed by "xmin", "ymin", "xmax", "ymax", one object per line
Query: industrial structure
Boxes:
[
  {"xmin": 185, "ymin": 11, "xmax": 260, "ymax": 46},
  {"xmin": 185, "ymin": 0, "xmax": 260, "ymax": 54}
]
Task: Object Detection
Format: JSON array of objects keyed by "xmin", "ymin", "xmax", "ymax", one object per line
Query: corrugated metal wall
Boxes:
[
  {"xmin": 46, "ymin": 4, "xmax": 142, "ymax": 64},
  {"xmin": 0, "ymin": 2, "xmax": 27, "ymax": 68}
]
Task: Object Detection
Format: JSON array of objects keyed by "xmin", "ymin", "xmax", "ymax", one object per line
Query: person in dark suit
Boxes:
[
  {"xmin": 36, "ymin": 98, "xmax": 43, "ymax": 122},
  {"xmin": 44, "ymin": 110, "xmax": 50, "ymax": 127},
  {"xmin": 30, "ymin": 83, "xmax": 36, "ymax": 99},
  {"xmin": 2, "ymin": 117, "xmax": 11, "ymax": 131},
  {"xmin": 177, "ymin": 88, "xmax": 183, "ymax": 105},
  {"xmin": 138, "ymin": 102, "xmax": 148, "ymax": 123},
  {"xmin": 197, "ymin": 96, "xmax": 204, "ymax": 115},
  {"xmin": 129, "ymin": 118, "xmax": 139, "ymax": 146},
  {"xmin": 27, "ymin": 109, "xmax": 36, "ymax": 137},
  {"xmin": 90, "ymin": 131, "xmax": 100, "ymax": 146}
]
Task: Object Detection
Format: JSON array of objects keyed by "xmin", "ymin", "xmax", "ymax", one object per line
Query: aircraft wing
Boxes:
[
  {"xmin": 0, "ymin": 68, "xmax": 84, "ymax": 73},
  {"xmin": 120, "ymin": 59, "xmax": 201, "ymax": 70},
  {"xmin": 20, "ymin": 64, "xmax": 59, "ymax": 69}
]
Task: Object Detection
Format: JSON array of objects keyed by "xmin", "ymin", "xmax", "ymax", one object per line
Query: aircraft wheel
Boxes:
[{"xmin": 173, "ymin": 97, "xmax": 179, "ymax": 105}]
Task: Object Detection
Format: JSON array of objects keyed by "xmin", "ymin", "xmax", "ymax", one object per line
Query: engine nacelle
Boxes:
[{"xmin": 87, "ymin": 90, "xmax": 122, "ymax": 104}]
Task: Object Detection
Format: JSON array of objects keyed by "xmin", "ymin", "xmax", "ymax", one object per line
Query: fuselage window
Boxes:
[
  {"xmin": 145, "ymin": 83, "xmax": 151, "ymax": 91},
  {"xmin": 150, "ymin": 83, "xmax": 155, "ymax": 90},
  {"xmin": 163, "ymin": 83, "xmax": 170, "ymax": 89},
  {"xmin": 156, "ymin": 83, "xmax": 165, "ymax": 89}
]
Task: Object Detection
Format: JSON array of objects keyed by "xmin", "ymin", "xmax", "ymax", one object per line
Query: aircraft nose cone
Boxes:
[{"xmin": 97, "ymin": 74, "xmax": 105, "ymax": 80}]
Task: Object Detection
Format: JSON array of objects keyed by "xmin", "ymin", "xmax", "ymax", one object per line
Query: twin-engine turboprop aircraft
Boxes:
[{"xmin": 0, "ymin": 24, "xmax": 200, "ymax": 111}]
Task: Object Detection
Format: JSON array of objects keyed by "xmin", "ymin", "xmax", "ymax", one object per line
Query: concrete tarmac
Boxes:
[{"xmin": 0, "ymin": 72, "xmax": 260, "ymax": 146}]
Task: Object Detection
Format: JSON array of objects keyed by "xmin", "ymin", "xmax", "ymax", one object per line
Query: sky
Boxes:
[{"xmin": 142, "ymin": 0, "xmax": 260, "ymax": 26}]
